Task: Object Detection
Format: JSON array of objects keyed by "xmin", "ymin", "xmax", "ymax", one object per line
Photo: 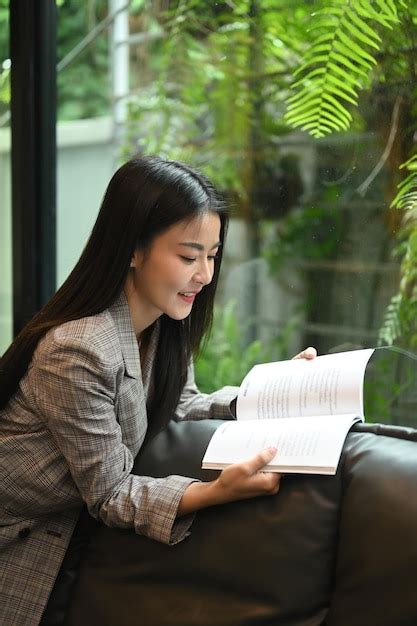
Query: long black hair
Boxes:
[{"xmin": 0, "ymin": 156, "xmax": 229, "ymax": 432}]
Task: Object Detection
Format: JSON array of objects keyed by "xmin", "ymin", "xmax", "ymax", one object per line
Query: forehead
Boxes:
[{"xmin": 158, "ymin": 212, "xmax": 221, "ymax": 244}]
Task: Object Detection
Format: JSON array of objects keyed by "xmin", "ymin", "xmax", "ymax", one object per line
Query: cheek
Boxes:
[
  {"xmin": 170, "ymin": 259, "xmax": 192, "ymax": 280},
  {"xmin": 159, "ymin": 260, "xmax": 186, "ymax": 291}
]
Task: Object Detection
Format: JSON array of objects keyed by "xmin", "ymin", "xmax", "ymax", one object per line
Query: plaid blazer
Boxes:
[{"xmin": 0, "ymin": 291, "xmax": 237, "ymax": 626}]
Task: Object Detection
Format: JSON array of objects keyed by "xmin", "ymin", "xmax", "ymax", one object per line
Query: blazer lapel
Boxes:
[
  {"xmin": 108, "ymin": 291, "xmax": 148, "ymax": 451},
  {"xmin": 108, "ymin": 291, "xmax": 141, "ymax": 380},
  {"xmin": 142, "ymin": 321, "xmax": 160, "ymax": 399}
]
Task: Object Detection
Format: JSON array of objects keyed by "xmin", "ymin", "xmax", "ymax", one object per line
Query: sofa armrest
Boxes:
[{"xmin": 326, "ymin": 424, "xmax": 417, "ymax": 626}]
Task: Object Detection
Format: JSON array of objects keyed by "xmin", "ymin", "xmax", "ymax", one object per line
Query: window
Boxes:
[
  {"xmin": 53, "ymin": 1, "xmax": 417, "ymax": 424},
  {"xmin": 0, "ymin": 3, "xmax": 11, "ymax": 354}
]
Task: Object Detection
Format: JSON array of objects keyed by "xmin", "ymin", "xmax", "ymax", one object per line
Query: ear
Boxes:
[{"xmin": 130, "ymin": 249, "xmax": 144, "ymax": 269}]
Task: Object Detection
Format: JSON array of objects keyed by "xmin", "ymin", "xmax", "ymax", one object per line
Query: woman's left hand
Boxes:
[{"xmin": 292, "ymin": 346, "xmax": 317, "ymax": 360}]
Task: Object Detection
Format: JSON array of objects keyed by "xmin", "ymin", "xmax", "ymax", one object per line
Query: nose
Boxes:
[{"xmin": 193, "ymin": 259, "xmax": 214, "ymax": 286}]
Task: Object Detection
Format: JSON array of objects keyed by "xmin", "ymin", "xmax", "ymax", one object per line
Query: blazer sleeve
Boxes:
[
  {"xmin": 31, "ymin": 333, "xmax": 196, "ymax": 546},
  {"xmin": 174, "ymin": 361, "xmax": 238, "ymax": 421}
]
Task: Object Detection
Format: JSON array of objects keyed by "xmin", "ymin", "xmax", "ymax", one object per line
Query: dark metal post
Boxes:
[{"xmin": 10, "ymin": 0, "xmax": 57, "ymax": 335}]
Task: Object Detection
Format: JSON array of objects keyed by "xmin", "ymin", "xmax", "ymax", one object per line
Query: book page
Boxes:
[
  {"xmin": 237, "ymin": 348, "xmax": 374, "ymax": 421},
  {"xmin": 202, "ymin": 414, "xmax": 360, "ymax": 475}
]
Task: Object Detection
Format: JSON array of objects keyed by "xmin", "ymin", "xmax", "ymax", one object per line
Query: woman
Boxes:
[{"xmin": 0, "ymin": 156, "xmax": 315, "ymax": 626}]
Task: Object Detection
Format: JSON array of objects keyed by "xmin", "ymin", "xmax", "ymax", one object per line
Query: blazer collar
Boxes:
[{"xmin": 108, "ymin": 290, "xmax": 141, "ymax": 379}]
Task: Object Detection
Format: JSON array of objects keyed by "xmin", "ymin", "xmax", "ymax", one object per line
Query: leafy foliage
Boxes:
[
  {"xmin": 263, "ymin": 205, "xmax": 343, "ymax": 273},
  {"xmin": 195, "ymin": 300, "xmax": 297, "ymax": 394},
  {"xmin": 0, "ymin": 66, "xmax": 9, "ymax": 107},
  {"xmin": 0, "ymin": 0, "xmax": 9, "ymax": 117},
  {"xmin": 379, "ymin": 153, "xmax": 417, "ymax": 347},
  {"xmin": 392, "ymin": 153, "xmax": 417, "ymax": 215},
  {"xmin": 64, "ymin": 0, "xmax": 417, "ymax": 352},
  {"xmin": 0, "ymin": 0, "xmax": 8, "ymax": 58},
  {"xmin": 3, "ymin": 0, "xmax": 417, "ymax": 356},
  {"xmin": 283, "ymin": 0, "xmax": 417, "ymax": 349},
  {"xmin": 122, "ymin": 1, "xmax": 312, "ymax": 195},
  {"xmin": 57, "ymin": 0, "xmax": 110, "ymax": 120},
  {"xmin": 285, "ymin": 0, "xmax": 401, "ymax": 138},
  {"xmin": 0, "ymin": 0, "xmax": 111, "ymax": 120},
  {"xmin": 364, "ymin": 347, "xmax": 417, "ymax": 425}
]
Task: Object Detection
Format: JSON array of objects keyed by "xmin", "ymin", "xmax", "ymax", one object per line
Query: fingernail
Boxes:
[{"xmin": 268, "ymin": 446, "xmax": 277, "ymax": 455}]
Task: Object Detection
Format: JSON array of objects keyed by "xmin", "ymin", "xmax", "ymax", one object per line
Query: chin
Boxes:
[{"xmin": 167, "ymin": 308, "xmax": 192, "ymax": 321}]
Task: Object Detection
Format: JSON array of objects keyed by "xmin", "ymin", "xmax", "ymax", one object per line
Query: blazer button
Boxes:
[{"xmin": 18, "ymin": 527, "xmax": 31, "ymax": 539}]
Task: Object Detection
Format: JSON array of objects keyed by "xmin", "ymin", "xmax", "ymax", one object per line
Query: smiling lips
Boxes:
[{"xmin": 178, "ymin": 291, "xmax": 199, "ymax": 303}]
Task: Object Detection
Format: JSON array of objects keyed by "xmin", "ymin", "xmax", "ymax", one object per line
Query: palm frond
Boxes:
[{"xmin": 285, "ymin": 0, "xmax": 401, "ymax": 138}]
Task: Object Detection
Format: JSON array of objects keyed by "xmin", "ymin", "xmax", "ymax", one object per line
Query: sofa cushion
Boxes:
[
  {"xmin": 67, "ymin": 419, "xmax": 342, "ymax": 626},
  {"xmin": 325, "ymin": 423, "xmax": 417, "ymax": 626}
]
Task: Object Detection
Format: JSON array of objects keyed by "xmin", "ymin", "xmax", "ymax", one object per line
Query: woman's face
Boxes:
[{"xmin": 125, "ymin": 212, "xmax": 221, "ymax": 334}]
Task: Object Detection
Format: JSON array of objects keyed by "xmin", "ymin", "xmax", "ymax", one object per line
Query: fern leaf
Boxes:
[
  {"xmin": 325, "ymin": 74, "xmax": 358, "ymax": 99},
  {"xmin": 333, "ymin": 39, "xmax": 374, "ymax": 69},
  {"xmin": 292, "ymin": 68, "xmax": 327, "ymax": 88},
  {"xmin": 373, "ymin": 0, "xmax": 398, "ymax": 18},
  {"xmin": 343, "ymin": 17, "xmax": 381, "ymax": 49},
  {"xmin": 321, "ymin": 92, "xmax": 353, "ymax": 121},
  {"xmin": 306, "ymin": 43, "xmax": 333, "ymax": 57},
  {"xmin": 310, "ymin": 7, "xmax": 343, "ymax": 19},
  {"xmin": 391, "ymin": 155, "xmax": 417, "ymax": 213},
  {"xmin": 357, "ymin": 0, "xmax": 399, "ymax": 28},
  {"xmin": 401, "ymin": 154, "xmax": 417, "ymax": 170},
  {"xmin": 379, "ymin": 150, "xmax": 417, "ymax": 346},
  {"xmin": 287, "ymin": 88, "xmax": 322, "ymax": 107},
  {"xmin": 314, "ymin": 108, "xmax": 347, "ymax": 129},
  {"xmin": 345, "ymin": 7, "xmax": 382, "ymax": 43},
  {"xmin": 293, "ymin": 55, "xmax": 332, "ymax": 77},
  {"xmin": 337, "ymin": 29, "xmax": 377, "ymax": 63},
  {"xmin": 327, "ymin": 61, "xmax": 359, "ymax": 85},
  {"xmin": 285, "ymin": 0, "xmax": 400, "ymax": 139},
  {"xmin": 378, "ymin": 294, "xmax": 403, "ymax": 346},
  {"xmin": 331, "ymin": 50, "xmax": 369, "ymax": 76},
  {"xmin": 286, "ymin": 98, "xmax": 323, "ymax": 118}
]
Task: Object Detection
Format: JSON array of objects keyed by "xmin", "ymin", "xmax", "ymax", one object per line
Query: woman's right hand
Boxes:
[
  {"xmin": 177, "ymin": 447, "xmax": 281, "ymax": 516},
  {"xmin": 213, "ymin": 446, "xmax": 281, "ymax": 503}
]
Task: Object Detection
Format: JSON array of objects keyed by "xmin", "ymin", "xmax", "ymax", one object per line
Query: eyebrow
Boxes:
[{"xmin": 179, "ymin": 241, "xmax": 222, "ymax": 251}]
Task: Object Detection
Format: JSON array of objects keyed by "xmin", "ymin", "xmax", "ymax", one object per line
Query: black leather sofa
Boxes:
[{"xmin": 67, "ymin": 419, "xmax": 417, "ymax": 626}]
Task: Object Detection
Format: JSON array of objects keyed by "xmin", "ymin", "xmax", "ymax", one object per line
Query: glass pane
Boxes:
[
  {"xmin": 0, "ymin": 3, "xmax": 11, "ymax": 354},
  {"xmin": 121, "ymin": 2, "xmax": 411, "ymax": 348},
  {"xmin": 55, "ymin": 1, "xmax": 417, "ymax": 427},
  {"xmin": 56, "ymin": 0, "xmax": 114, "ymax": 286}
]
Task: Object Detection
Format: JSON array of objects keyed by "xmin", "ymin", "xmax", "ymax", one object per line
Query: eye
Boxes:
[
  {"xmin": 180, "ymin": 256, "xmax": 197, "ymax": 264},
  {"xmin": 208, "ymin": 254, "xmax": 219, "ymax": 261}
]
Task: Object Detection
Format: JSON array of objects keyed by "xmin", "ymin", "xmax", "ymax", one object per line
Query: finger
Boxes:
[
  {"xmin": 244, "ymin": 446, "xmax": 277, "ymax": 474},
  {"xmin": 252, "ymin": 470, "xmax": 281, "ymax": 495},
  {"xmin": 260, "ymin": 472, "xmax": 281, "ymax": 492},
  {"xmin": 292, "ymin": 346, "xmax": 317, "ymax": 360}
]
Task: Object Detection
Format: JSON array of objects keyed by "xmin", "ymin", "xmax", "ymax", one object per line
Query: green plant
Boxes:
[
  {"xmin": 0, "ymin": 0, "xmax": 9, "ymax": 118},
  {"xmin": 121, "ymin": 1, "xmax": 315, "ymax": 197},
  {"xmin": 57, "ymin": 0, "xmax": 110, "ymax": 120},
  {"xmin": 263, "ymin": 205, "xmax": 343, "ymax": 273},
  {"xmin": 194, "ymin": 300, "xmax": 297, "ymax": 394},
  {"xmin": 285, "ymin": 0, "xmax": 403, "ymax": 138},
  {"xmin": 0, "ymin": 65, "xmax": 9, "ymax": 107},
  {"xmin": 364, "ymin": 346, "xmax": 417, "ymax": 425},
  {"xmin": 379, "ymin": 153, "xmax": 417, "ymax": 347},
  {"xmin": 284, "ymin": 0, "xmax": 417, "ymax": 349}
]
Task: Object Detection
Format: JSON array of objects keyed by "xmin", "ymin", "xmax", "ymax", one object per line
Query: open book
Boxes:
[{"xmin": 202, "ymin": 348, "xmax": 375, "ymax": 475}]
